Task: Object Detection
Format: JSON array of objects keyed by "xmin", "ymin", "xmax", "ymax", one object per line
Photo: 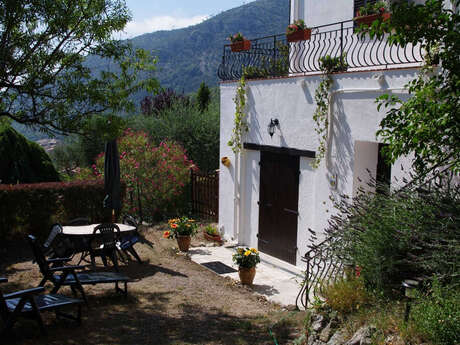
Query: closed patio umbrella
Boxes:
[{"xmin": 103, "ymin": 139, "xmax": 121, "ymax": 222}]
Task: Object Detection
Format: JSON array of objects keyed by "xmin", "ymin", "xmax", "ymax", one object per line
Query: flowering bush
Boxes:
[
  {"xmin": 163, "ymin": 217, "xmax": 198, "ymax": 239},
  {"xmin": 75, "ymin": 129, "xmax": 194, "ymax": 220},
  {"xmin": 286, "ymin": 19, "xmax": 308, "ymax": 35},
  {"xmin": 228, "ymin": 32, "xmax": 245, "ymax": 43},
  {"xmin": 232, "ymin": 247, "xmax": 260, "ymax": 268}
]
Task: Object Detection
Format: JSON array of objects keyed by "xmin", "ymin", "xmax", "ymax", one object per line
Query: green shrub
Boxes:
[
  {"xmin": 75, "ymin": 130, "xmax": 193, "ymax": 221},
  {"xmin": 321, "ymin": 277, "xmax": 369, "ymax": 313},
  {"xmin": 0, "ymin": 125, "xmax": 60, "ymax": 184},
  {"xmin": 323, "ymin": 181, "xmax": 460, "ymax": 291},
  {"xmin": 0, "ymin": 181, "xmax": 125, "ymax": 241},
  {"xmin": 128, "ymin": 101, "xmax": 220, "ymax": 173},
  {"xmin": 411, "ymin": 280, "xmax": 460, "ymax": 345}
]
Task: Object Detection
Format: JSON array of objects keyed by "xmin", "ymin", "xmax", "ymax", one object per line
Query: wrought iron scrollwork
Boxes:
[{"xmin": 218, "ymin": 19, "xmax": 423, "ymax": 81}]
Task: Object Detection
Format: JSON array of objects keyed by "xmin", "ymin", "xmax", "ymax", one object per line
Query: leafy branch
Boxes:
[{"xmin": 228, "ymin": 74, "xmax": 248, "ymax": 153}]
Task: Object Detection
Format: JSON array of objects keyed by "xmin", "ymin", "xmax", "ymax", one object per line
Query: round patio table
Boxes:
[
  {"xmin": 61, "ymin": 223, "xmax": 137, "ymax": 266},
  {"xmin": 62, "ymin": 223, "xmax": 136, "ymax": 235}
]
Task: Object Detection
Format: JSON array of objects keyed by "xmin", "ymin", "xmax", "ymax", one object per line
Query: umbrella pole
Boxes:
[{"xmin": 112, "ymin": 209, "xmax": 116, "ymax": 223}]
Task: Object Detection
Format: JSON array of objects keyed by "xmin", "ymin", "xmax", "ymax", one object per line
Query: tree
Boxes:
[
  {"xmin": 0, "ymin": 122, "xmax": 60, "ymax": 183},
  {"xmin": 196, "ymin": 82, "xmax": 211, "ymax": 112},
  {"xmin": 0, "ymin": 0, "xmax": 158, "ymax": 135},
  {"xmin": 365, "ymin": 0, "xmax": 460, "ymax": 176}
]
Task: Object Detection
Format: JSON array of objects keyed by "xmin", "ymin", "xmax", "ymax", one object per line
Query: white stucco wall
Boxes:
[
  {"xmin": 293, "ymin": 0, "xmax": 430, "ymax": 27},
  {"xmin": 219, "ymin": 67, "xmax": 420, "ymax": 267}
]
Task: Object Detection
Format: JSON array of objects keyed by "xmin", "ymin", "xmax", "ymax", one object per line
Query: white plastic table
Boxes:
[
  {"xmin": 62, "ymin": 223, "xmax": 136, "ymax": 236},
  {"xmin": 61, "ymin": 223, "xmax": 138, "ymax": 266}
]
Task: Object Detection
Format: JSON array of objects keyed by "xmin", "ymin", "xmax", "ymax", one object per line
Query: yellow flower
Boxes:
[
  {"xmin": 237, "ymin": 248, "xmax": 244, "ymax": 254},
  {"xmin": 244, "ymin": 250, "xmax": 251, "ymax": 256},
  {"xmin": 250, "ymin": 248, "xmax": 258, "ymax": 253}
]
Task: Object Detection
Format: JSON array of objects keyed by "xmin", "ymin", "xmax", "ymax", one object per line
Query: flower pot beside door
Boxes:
[
  {"xmin": 232, "ymin": 247, "xmax": 260, "ymax": 286},
  {"xmin": 176, "ymin": 235, "xmax": 191, "ymax": 252},
  {"xmin": 163, "ymin": 217, "xmax": 198, "ymax": 253},
  {"xmin": 238, "ymin": 266, "xmax": 256, "ymax": 285}
]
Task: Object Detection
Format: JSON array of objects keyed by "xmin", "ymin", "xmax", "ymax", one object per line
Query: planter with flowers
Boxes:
[
  {"xmin": 163, "ymin": 217, "xmax": 198, "ymax": 252},
  {"xmin": 354, "ymin": 1, "xmax": 391, "ymax": 26},
  {"xmin": 203, "ymin": 225, "xmax": 223, "ymax": 244},
  {"xmin": 232, "ymin": 247, "xmax": 260, "ymax": 285},
  {"xmin": 229, "ymin": 32, "xmax": 251, "ymax": 52},
  {"xmin": 286, "ymin": 19, "xmax": 311, "ymax": 43}
]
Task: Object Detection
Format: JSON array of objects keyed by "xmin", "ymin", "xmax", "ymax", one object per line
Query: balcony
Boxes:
[{"xmin": 217, "ymin": 19, "xmax": 424, "ymax": 81}]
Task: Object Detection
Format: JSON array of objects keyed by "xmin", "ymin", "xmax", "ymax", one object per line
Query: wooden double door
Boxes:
[{"xmin": 258, "ymin": 151, "xmax": 299, "ymax": 265}]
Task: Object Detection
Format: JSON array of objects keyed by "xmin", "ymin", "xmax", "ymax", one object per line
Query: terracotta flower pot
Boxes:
[
  {"xmin": 176, "ymin": 235, "xmax": 191, "ymax": 252},
  {"xmin": 287, "ymin": 28, "xmax": 312, "ymax": 43},
  {"xmin": 354, "ymin": 12, "xmax": 391, "ymax": 26},
  {"xmin": 203, "ymin": 231, "xmax": 223, "ymax": 244},
  {"xmin": 230, "ymin": 39, "xmax": 251, "ymax": 52},
  {"xmin": 221, "ymin": 156, "xmax": 231, "ymax": 167},
  {"xmin": 238, "ymin": 266, "xmax": 256, "ymax": 285}
]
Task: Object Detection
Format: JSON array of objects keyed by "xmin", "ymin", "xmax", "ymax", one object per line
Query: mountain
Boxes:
[{"xmin": 87, "ymin": 0, "xmax": 289, "ymax": 94}]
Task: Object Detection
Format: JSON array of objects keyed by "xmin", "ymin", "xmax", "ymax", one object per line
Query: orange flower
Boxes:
[
  {"xmin": 170, "ymin": 223, "xmax": 178, "ymax": 229},
  {"xmin": 163, "ymin": 231, "xmax": 170, "ymax": 238}
]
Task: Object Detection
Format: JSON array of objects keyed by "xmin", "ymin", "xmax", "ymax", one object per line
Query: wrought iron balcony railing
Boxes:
[{"xmin": 217, "ymin": 20, "xmax": 424, "ymax": 81}]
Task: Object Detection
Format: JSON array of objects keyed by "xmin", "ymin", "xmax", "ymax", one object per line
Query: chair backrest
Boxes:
[
  {"xmin": 28, "ymin": 235, "xmax": 52, "ymax": 278},
  {"xmin": 122, "ymin": 215, "xmax": 138, "ymax": 228},
  {"xmin": 66, "ymin": 217, "xmax": 90, "ymax": 226},
  {"xmin": 43, "ymin": 223, "xmax": 63, "ymax": 249},
  {"xmin": 0, "ymin": 278, "xmax": 9, "ymax": 320},
  {"xmin": 93, "ymin": 223, "xmax": 120, "ymax": 249}
]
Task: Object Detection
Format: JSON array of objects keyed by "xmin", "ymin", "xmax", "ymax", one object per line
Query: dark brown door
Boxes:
[{"xmin": 258, "ymin": 151, "xmax": 299, "ymax": 265}]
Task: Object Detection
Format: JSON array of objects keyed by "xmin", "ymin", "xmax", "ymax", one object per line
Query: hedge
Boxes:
[{"xmin": 0, "ymin": 180, "xmax": 126, "ymax": 241}]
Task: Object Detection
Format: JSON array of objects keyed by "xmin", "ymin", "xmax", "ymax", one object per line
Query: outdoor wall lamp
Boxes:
[{"xmin": 268, "ymin": 118, "xmax": 279, "ymax": 137}]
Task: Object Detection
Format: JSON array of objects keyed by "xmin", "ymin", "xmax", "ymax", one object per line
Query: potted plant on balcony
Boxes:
[
  {"xmin": 229, "ymin": 32, "xmax": 251, "ymax": 52},
  {"xmin": 286, "ymin": 19, "xmax": 312, "ymax": 42},
  {"xmin": 354, "ymin": 1, "xmax": 391, "ymax": 26},
  {"xmin": 232, "ymin": 247, "xmax": 260, "ymax": 285},
  {"xmin": 163, "ymin": 217, "xmax": 198, "ymax": 252}
]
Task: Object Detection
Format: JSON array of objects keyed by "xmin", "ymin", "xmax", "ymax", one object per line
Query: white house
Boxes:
[{"xmin": 217, "ymin": 0, "xmax": 452, "ymax": 267}]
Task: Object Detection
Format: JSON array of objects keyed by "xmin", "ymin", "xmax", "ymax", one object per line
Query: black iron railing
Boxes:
[
  {"xmin": 295, "ymin": 237, "xmax": 346, "ymax": 309},
  {"xmin": 217, "ymin": 20, "xmax": 423, "ymax": 81}
]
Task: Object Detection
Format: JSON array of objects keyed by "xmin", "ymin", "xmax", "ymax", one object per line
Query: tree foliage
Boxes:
[
  {"xmin": 75, "ymin": 129, "xmax": 194, "ymax": 220},
  {"xmin": 140, "ymin": 88, "xmax": 189, "ymax": 116},
  {"xmin": 196, "ymin": 82, "xmax": 211, "ymax": 112},
  {"xmin": 364, "ymin": 0, "xmax": 460, "ymax": 175},
  {"xmin": 0, "ymin": 123, "xmax": 60, "ymax": 184},
  {"xmin": 0, "ymin": 0, "xmax": 158, "ymax": 135}
]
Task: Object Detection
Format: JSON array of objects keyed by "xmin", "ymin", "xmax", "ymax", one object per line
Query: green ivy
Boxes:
[
  {"xmin": 312, "ymin": 75, "xmax": 333, "ymax": 169},
  {"xmin": 311, "ymin": 53, "xmax": 348, "ymax": 168},
  {"xmin": 228, "ymin": 74, "xmax": 248, "ymax": 153}
]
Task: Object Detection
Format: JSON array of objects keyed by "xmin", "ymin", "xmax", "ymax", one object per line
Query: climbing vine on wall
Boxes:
[
  {"xmin": 311, "ymin": 75, "xmax": 333, "ymax": 169},
  {"xmin": 311, "ymin": 54, "xmax": 347, "ymax": 168},
  {"xmin": 227, "ymin": 74, "xmax": 248, "ymax": 153}
]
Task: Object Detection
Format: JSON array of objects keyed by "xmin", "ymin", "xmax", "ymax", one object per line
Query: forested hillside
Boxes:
[{"xmin": 87, "ymin": 0, "xmax": 288, "ymax": 93}]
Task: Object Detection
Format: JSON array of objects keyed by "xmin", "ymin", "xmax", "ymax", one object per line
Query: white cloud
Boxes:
[{"xmin": 116, "ymin": 15, "xmax": 208, "ymax": 39}]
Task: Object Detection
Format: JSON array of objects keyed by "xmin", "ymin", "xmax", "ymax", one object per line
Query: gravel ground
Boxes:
[{"xmin": 1, "ymin": 223, "xmax": 306, "ymax": 345}]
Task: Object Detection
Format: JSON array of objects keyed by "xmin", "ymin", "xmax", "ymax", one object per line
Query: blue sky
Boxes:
[{"xmin": 119, "ymin": 0, "xmax": 256, "ymax": 38}]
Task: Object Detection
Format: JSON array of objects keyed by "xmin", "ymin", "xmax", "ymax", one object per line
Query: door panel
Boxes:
[{"xmin": 258, "ymin": 152, "xmax": 299, "ymax": 265}]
